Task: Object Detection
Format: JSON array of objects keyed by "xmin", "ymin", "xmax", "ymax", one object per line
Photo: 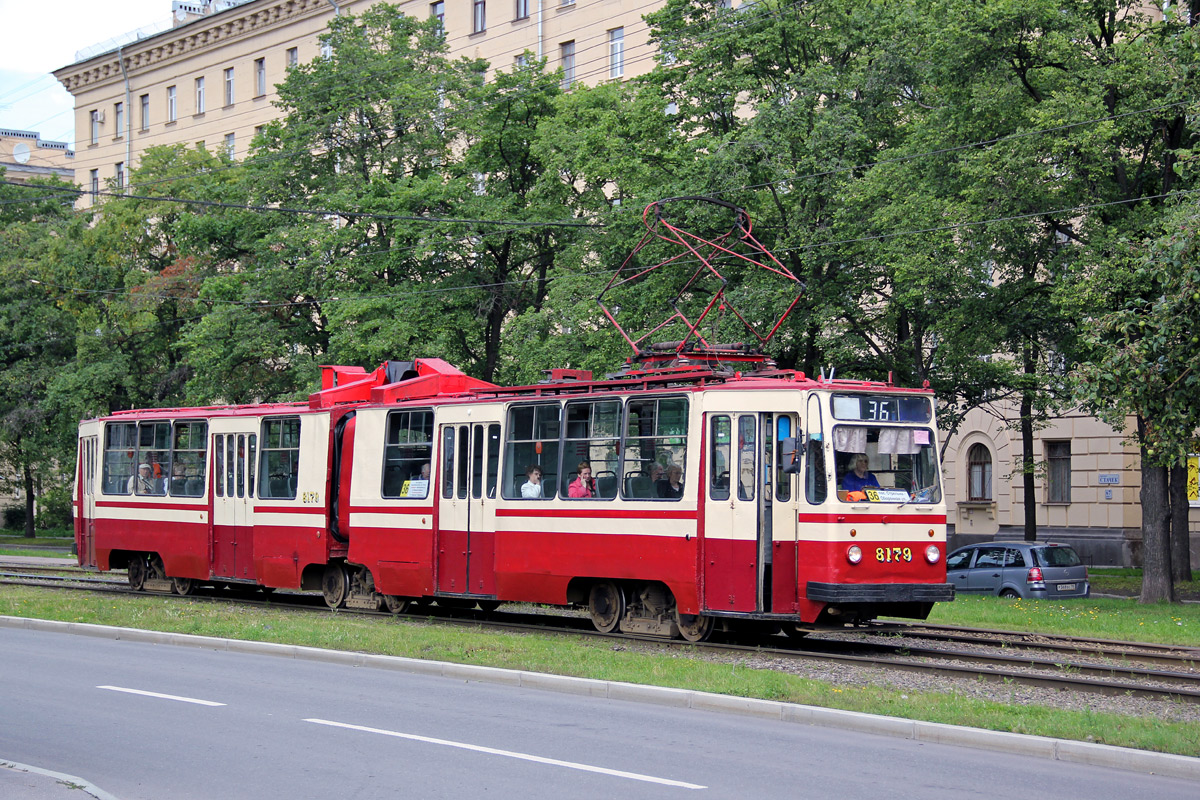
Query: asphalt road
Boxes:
[{"xmin": 1, "ymin": 627, "xmax": 1196, "ymax": 800}]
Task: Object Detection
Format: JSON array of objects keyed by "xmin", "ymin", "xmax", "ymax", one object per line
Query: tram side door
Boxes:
[
  {"xmin": 435, "ymin": 422, "xmax": 500, "ymax": 595},
  {"xmin": 211, "ymin": 431, "xmax": 257, "ymax": 580},
  {"xmin": 702, "ymin": 414, "xmax": 759, "ymax": 613},
  {"xmin": 766, "ymin": 413, "xmax": 802, "ymax": 614},
  {"xmin": 78, "ymin": 436, "xmax": 98, "ymax": 568}
]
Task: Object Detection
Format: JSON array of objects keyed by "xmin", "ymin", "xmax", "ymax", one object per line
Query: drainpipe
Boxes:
[
  {"xmin": 117, "ymin": 44, "xmax": 131, "ymax": 193},
  {"xmin": 537, "ymin": 0, "xmax": 543, "ymax": 59},
  {"xmin": 325, "ymin": 0, "xmax": 340, "ymax": 15}
]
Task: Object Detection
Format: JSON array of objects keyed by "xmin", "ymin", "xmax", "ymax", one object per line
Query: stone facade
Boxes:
[{"xmin": 54, "ymin": 0, "xmax": 661, "ymax": 199}]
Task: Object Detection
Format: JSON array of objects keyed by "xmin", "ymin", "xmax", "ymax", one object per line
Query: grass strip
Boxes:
[{"xmin": 2, "ymin": 585, "xmax": 1197, "ymax": 757}]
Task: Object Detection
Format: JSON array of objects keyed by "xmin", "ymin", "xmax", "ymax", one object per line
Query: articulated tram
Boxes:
[{"xmin": 74, "ymin": 357, "xmax": 953, "ymax": 641}]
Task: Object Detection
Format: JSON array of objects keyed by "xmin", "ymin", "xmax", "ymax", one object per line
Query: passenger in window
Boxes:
[
  {"xmin": 657, "ymin": 464, "xmax": 684, "ymax": 498},
  {"xmin": 649, "ymin": 463, "xmax": 664, "ymax": 484},
  {"xmin": 169, "ymin": 462, "xmax": 188, "ymax": 494},
  {"xmin": 842, "ymin": 454, "xmax": 880, "ymax": 493},
  {"xmin": 568, "ymin": 462, "xmax": 595, "ymax": 498},
  {"xmin": 521, "ymin": 465, "xmax": 544, "ymax": 498},
  {"xmin": 129, "ymin": 463, "xmax": 155, "ymax": 495},
  {"xmin": 419, "ymin": 462, "xmax": 431, "ymax": 481}
]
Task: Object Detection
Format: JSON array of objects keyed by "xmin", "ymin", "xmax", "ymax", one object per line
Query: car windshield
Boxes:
[{"xmin": 1033, "ymin": 546, "xmax": 1081, "ymax": 567}]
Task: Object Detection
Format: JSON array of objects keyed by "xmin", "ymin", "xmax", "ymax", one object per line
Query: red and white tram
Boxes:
[{"xmin": 74, "ymin": 356, "xmax": 954, "ymax": 640}]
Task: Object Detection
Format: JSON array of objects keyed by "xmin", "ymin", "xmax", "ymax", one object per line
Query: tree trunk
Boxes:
[
  {"xmin": 1138, "ymin": 437, "xmax": 1176, "ymax": 603},
  {"xmin": 1020, "ymin": 391, "xmax": 1037, "ymax": 542},
  {"xmin": 22, "ymin": 461, "xmax": 35, "ymax": 539},
  {"xmin": 1169, "ymin": 462, "xmax": 1193, "ymax": 583}
]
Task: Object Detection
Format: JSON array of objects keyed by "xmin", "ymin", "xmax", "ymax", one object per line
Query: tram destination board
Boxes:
[{"xmin": 831, "ymin": 394, "xmax": 932, "ymax": 423}]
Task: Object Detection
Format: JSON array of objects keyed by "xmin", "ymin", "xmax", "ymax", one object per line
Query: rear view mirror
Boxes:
[{"xmin": 780, "ymin": 437, "xmax": 802, "ymax": 474}]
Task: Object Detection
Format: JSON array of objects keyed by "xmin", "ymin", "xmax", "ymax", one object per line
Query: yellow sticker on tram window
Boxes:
[{"xmin": 865, "ymin": 488, "xmax": 880, "ymax": 502}]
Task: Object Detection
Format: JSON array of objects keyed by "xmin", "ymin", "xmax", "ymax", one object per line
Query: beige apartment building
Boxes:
[
  {"xmin": 53, "ymin": 0, "xmax": 661, "ymax": 201},
  {"xmin": 0, "ymin": 128, "xmax": 74, "ymax": 184}
]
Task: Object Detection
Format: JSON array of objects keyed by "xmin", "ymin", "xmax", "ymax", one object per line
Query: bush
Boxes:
[
  {"xmin": 37, "ymin": 486, "xmax": 74, "ymax": 530},
  {"xmin": 3, "ymin": 506, "xmax": 26, "ymax": 531}
]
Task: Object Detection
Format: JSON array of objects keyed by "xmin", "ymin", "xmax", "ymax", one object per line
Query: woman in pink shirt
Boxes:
[{"xmin": 568, "ymin": 462, "xmax": 595, "ymax": 498}]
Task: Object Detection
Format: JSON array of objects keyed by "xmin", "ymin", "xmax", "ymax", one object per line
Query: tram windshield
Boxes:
[{"xmin": 832, "ymin": 424, "xmax": 941, "ymax": 504}]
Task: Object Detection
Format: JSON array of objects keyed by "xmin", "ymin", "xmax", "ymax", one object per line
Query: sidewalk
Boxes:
[{"xmin": 0, "ymin": 761, "xmax": 117, "ymax": 800}]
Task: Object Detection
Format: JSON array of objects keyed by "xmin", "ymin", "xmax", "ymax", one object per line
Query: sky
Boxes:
[{"xmin": 0, "ymin": 0, "xmax": 170, "ymax": 147}]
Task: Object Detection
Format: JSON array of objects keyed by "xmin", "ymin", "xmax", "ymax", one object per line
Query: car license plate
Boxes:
[{"xmin": 1058, "ymin": 584, "xmax": 1076, "ymax": 591}]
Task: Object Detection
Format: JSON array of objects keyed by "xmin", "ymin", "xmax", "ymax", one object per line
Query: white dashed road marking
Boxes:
[
  {"xmin": 304, "ymin": 718, "xmax": 706, "ymax": 789},
  {"xmin": 97, "ymin": 685, "xmax": 226, "ymax": 706}
]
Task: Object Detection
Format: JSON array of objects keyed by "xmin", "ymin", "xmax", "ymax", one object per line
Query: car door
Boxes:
[
  {"xmin": 965, "ymin": 545, "xmax": 1006, "ymax": 594},
  {"xmin": 946, "ymin": 547, "xmax": 976, "ymax": 593}
]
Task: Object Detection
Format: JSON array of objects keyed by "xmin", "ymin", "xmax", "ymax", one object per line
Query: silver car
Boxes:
[{"xmin": 946, "ymin": 542, "xmax": 1090, "ymax": 599}]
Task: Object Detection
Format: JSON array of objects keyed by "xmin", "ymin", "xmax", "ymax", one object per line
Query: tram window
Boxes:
[
  {"xmin": 562, "ymin": 400, "xmax": 620, "ymax": 499},
  {"xmin": 170, "ymin": 421, "xmax": 207, "ymax": 497},
  {"xmin": 247, "ymin": 434, "xmax": 256, "ymax": 498},
  {"xmin": 214, "ymin": 434, "xmax": 225, "ymax": 497},
  {"xmin": 709, "ymin": 416, "xmax": 731, "ymax": 501},
  {"xmin": 831, "ymin": 425, "xmax": 941, "ymax": 504},
  {"xmin": 457, "ymin": 425, "xmax": 470, "ymax": 499},
  {"xmin": 260, "ymin": 417, "xmax": 301, "ymax": 499},
  {"xmin": 382, "ymin": 410, "xmax": 434, "ymax": 499},
  {"xmin": 472, "ymin": 424, "xmax": 485, "ymax": 499},
  {"xmin": 226, "ymin": 435, "xmax": 236, "ymax": 497},
  {"xmin": 622, "ymin": 397, "xmax": 688, "ymax": 500},
  {"xmin": 737, "ymin": 416, "xmax": 756, "ymax": 501},
  {"xmin": 441, "ymin": 427, "xmax": 455, "ymax": 499},
  {"xmin": 806, "ymin": 397, "xmax": 827, "ymax": 504},
  {"xmin": 502, "ymin": 403, "xmax": 560, "ymax": 500},
  {"xmin": 236, "ymin": 435, "xmax": 246, "ymax": 498},
  {"xmin": 486, "ymin": 424, "xmax": 500, "ymax": 498},
  {"xmin": 775, "ymin": 416, "xmax": 793, "ymax": 502},
  {"xmin": 137, "ymin": 422, "xmax": 171, "ymax": 495},
  {"xmin": 102, "ymin": 422, "xmax": 138, "ymax": 494}
]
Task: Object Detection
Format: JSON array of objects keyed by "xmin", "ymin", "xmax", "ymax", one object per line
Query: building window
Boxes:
[
  {"xmin": 195, "ymin": 77, "xmax": 206, "ymax": 114},
  {"xmin": 89, "ymin": 110, "xmax": 100, "ymax": 145},
  {"xmin": 515, "ymin": 0, "xmax": 528, "ymax": 19},
  {"xmin": 167, "ymin": 86, "xmax": 177, "ymax": 122},
  {"xmin": 254, "ymin": 125, "xmax": 264, "ymax": 138},
  {"xmin": 286, "ymin": 47, "xmax": 299, "ymax": 67},
  {"xmin": 114, "ymin": 162, "xmax": 124, "ymax": 190},
  {"xmin": 430, "ymin": 1, "xmax": 444, "ymax": 34},
  {"xmin": 473, "ymin": 0, "xmax": 486, "ymax": 32},
  {"xmin": 113, "ymin": 102, "xmax": 124, "ymax": 137},
  {"xmin": 560, "ymin": 41, "xmax": 575, "ymax": 89},
  {"xmin": 561, "ymin": 0, "xmax": 574, "ymax": 5},
  {"xmin": 1046, "ymin": 441, "xmax": 1071, "ymax": 503},
  {"xmin": 224, "ymin": 67, "xmax": 235, "ymax": 105},
  {"xmin": 967, "ymin": 443, "xmax": 992, "ymax": 502},
  {"xmin": 514, "ymin": 53, "xmax": 528, "ymax": 69},
  {"xmin": 609, "ymin": 28, "xmax": 624, "ymax": 78},
  {"xmin": 254, "ymin": 58, "xmax": 266, "ymax": 96},
  {"xmin": 224, "ymin": 133, "xmax": 236, "ymax": 159},
  {"xmin": 89, "ymin": 169, "xmax": 99, "ymax": 198},
  {"xmin": 139, "ymin": 94, "xmax": 150, "ymax": 131},
  {"xmin": 320, "ymin": 41, "xmax": 332, "ymax": 59}
]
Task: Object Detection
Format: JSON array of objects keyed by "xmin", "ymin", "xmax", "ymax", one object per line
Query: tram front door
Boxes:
[
  {"xmin": 702, "ymin": 412, "xmax": 800, "ymax": 614},
  {"xmin": 435, "ymin": 422, "xmax": 500, "ymax": 596}
]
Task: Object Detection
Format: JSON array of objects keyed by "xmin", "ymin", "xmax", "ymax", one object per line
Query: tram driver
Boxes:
[{"xmin": 842, "ymin": 453, "xmax": 880, "ymax": 494}]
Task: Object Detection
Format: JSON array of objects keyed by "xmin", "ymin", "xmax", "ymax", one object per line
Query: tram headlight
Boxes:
[
  {"xmin": 846, "ymin": 545, "xmax": 863, "ymax": 565},
  {"xmin": 924, "ymin": 544, "xmax": 941, "ymax": 564}
]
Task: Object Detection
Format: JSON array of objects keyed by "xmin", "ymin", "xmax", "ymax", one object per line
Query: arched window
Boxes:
[{"xmin": 967, "ymin": 443, "xmax": 992, "ymax": 501}]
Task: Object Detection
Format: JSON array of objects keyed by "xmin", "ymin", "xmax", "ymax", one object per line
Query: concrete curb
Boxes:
[
  {"xmin": 5, "ymin": 615, "xmax": 1199, "ymax": 781},
  {"xmin": 0, "ymin": 759, "xmax": 120, "ymax": 800}
]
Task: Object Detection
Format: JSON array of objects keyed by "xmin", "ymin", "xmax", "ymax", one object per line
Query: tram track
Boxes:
[{"xmin": 3, "ymin": 563, "xmax": 1199, "ymax": 708}]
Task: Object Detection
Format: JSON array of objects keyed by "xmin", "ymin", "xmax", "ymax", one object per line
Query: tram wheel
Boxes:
[
  {"xmin": 172, "ymin": 577, "xmax": 196, "ymax": 596},
  {"xmin": 588, "ymin": 581, "xmax": 625, "ymax": 634},
  {"xmin": 127, "ymin": 556, "xmax": 147, "ymax": 591},
  {"xmin": 383, "ymin": 595, "xmax": 410, "ymax": 614},
  {"xmin": 675, "ymin": 611, "xmax": 714, "ymax": 643},
  {"xmin": 322, "ymin": 564, "xmax": 349, "ymax": 609}
]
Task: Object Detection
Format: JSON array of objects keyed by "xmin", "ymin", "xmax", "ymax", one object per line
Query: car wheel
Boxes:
[{"xmin": 999, "ymin": 588, "xmax": 1020, "ymax": 599}]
